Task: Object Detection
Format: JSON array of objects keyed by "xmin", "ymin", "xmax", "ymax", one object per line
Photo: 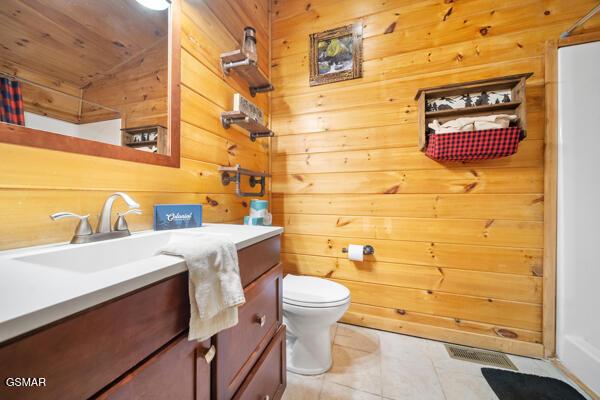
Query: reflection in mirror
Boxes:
[{"xmin": 0, "ymin": 0, "xmax": 169, "ymax": 154}]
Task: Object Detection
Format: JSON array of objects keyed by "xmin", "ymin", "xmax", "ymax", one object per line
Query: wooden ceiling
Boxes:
[{"xmin": 0, "ymin": 0, "xmax": 168, "ymax": 88}]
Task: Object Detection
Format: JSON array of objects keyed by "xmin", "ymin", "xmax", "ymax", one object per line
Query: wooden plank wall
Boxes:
[
  {"xmin": 81, "ymin": 38, "xmax": 169, "ymax": 128},
  {"xmin": 0, "ymin": 63, "xmax": 84, "ymax": 124},
  {"xmin": 270, "ymin": 0, "xmax": 600, "ymax": 357},
  {"xmin": 0, "ymin": 0, "xmax": 271, "ymax": 250}
]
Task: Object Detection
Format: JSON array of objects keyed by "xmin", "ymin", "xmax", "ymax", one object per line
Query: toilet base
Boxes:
[
  {"xmin": 287, "ymin": 361, "xmax": 332, "ymax": 376},
  {"xmin": 285, "ymin": 326, "xmax": 334, "ymax": 375}
]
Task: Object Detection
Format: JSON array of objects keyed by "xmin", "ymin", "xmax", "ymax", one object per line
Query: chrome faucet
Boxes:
[
  {"xmin": 96, "ymin": 192, "xmax": 140, "ymax": 233},
  {"xmin": 51, "ymin": 192, "xmax": 142, "ymax": 244}
]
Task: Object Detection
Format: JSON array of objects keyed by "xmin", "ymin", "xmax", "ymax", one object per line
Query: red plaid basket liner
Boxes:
[{"xmin": 425, "ymin": 127, "xmax": 523, "ymax": 161}]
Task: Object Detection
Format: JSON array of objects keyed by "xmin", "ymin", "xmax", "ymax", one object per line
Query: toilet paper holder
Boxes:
[{"xmin": 342, "ymin": 245, "xmax": 375, "ymax": 255}]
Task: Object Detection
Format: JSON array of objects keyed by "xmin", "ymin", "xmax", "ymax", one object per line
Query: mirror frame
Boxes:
[{"xmin": 0, "ymin": 0, "xmax": 181, "ymax": 168}]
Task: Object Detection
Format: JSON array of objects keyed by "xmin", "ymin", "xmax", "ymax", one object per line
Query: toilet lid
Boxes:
[{"xmin": 283, "ymin": 275, "xmax": 350, "ymax": 307}]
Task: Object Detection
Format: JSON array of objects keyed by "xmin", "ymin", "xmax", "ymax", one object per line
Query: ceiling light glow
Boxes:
[{"xmin": 135, "ymin": 0, "xmax": 170, "ymax": 11}]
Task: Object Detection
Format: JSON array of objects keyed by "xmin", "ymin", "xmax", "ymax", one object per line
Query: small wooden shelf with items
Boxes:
[
  {"xmin": 425, "ymin": 101, "xmax": 522, "ymax": 118},
  {"xmin": 221, "ymin": 93, "xmax": 274, "ymax": 142},
  {"xmin": 220, "ymin": 26, "xmax": 274, "ymax": 97},
  {"xmin": 415, "ymin": 73, "xmax": 532, "ymax": 161},
  {"xmin": 220, "ymin": 49, "xmax": 273, "ymax": 97},
  {"xmin": 121, "ymin": 125, "xmax": 168, "ymax": 154}
]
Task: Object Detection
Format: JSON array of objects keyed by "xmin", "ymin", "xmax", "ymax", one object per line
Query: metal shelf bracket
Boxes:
[
  {"xmin": 218, "ymin": 164, "xmax": 271, "ymax": 197},
  {"xmin": 221, "ymin": 111, "xmax": 274, "ymax": 141}
]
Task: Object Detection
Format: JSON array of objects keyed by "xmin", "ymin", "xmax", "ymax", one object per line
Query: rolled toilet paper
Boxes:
[{"xmin": 347, "ymin": 244, "xmax": 364, "ymax": 262}]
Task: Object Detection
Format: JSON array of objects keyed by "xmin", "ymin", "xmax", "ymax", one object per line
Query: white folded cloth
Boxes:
[
  {"xmin": 160, "ymin": 234, "xmax": 245, "ymax": 341},
  {"xmin": 428, "ymin": 114, "xmax": 518, "ymax": 134}
]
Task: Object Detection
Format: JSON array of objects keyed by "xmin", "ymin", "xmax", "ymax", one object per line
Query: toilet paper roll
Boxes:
[{"xmin": 347, "ymin": 244, "xmax": 364, "ymax": 262}]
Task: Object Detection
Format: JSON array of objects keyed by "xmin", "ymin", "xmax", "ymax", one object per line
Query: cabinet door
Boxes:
[
  {"xmin": 97, "ymin": 334, "xmax": 212, "ymax": 400},
  {"xmin": 238, "ymin": 236, "xmax": 281, "ymax": 287},
  {"xmin": 233, "ymin": 325, "xmax": 286, "ymax": 400},
  {"xmin": 0, "ymin": 274, "xmax": 189, "ymax": 400},
  {"xmin": 213, "ymin": 264, "xmax": 283, "ymax": 399}
]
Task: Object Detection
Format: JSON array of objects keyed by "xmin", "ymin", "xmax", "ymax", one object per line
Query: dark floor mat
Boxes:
[{"xmin": 481, "ymin": 368, "xmax": 587, "ymax": 400}]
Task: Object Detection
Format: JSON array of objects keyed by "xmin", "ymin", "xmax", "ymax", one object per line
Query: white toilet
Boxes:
[{"xmin": 282, "ymin": 274, "xmax": 351, "ymax": 375}]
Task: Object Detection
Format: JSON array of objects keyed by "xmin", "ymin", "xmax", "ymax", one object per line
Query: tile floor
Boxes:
[{"xmin": 283, "ymin": 323, "xmax": 592, "ymax": 400}]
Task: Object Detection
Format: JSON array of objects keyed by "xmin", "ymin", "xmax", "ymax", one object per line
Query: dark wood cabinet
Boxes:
[
  {"xmin": 0, "ymin": 274, "xmax": 189, "ymax": 400},
  {"xmin": 97, "ymin": 335, "xmax": 211, "ymax": 400},
  {"xmin": 233, "ymin": 325, "xmax": 286, "ymax": 400},
  {"xmin": 213, "ymin": 264, "xmax": 283, "ymax": 400},
  {"xmin": 237, "ymin": 236, "xmax": 281, "ymax": 287},
  {"xmin": 0, "ymin": 236, "xmax": 284, "ymax": 400}
]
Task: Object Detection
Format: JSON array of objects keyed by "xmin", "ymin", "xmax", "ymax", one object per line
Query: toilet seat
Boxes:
[
  {"xmin": 283, "ymin": 297, "xmax": 350, "ymax": 308},
  {"xmin": 283, "ymin": 275, "xmax": 350, "ymax": 308}
]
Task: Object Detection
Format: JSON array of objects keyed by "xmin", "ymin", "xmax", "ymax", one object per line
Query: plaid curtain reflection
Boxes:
[{"xmin": 0, "ymin": 77, "xmax": 25, "ymax": 125}]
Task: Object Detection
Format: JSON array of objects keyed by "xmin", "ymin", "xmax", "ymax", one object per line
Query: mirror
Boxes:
[{"xmin": 0, "ymin": 0, "xmax": 180, "ymax": 167}]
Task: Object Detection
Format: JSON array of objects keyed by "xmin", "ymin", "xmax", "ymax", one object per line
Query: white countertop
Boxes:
[{"xmin": 0, "ymin": 224, "xmax": 282, "ymax": 343}]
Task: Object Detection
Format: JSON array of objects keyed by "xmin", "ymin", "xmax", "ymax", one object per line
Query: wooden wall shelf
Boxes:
[
  {"xmin": 220, "ymin": 49, "xmax": 274, "ymax": 97},
  {"xmin": 415, "ymin": 73, "xmax": 532, "ymax": 152},
  {"xmin": 425, "ymin": 101, "xmax": 522, "ymax": 118},
  {"xmin": 221, "ymin": 110, "xmax": 274, "ymax": 141},
  {"xmin": 218, "ymin": 164, "xmax": 271, "ymax": 197},
  {"xmin": 121, "ymin": 125, "xmax": 168, "ymax": 154}
]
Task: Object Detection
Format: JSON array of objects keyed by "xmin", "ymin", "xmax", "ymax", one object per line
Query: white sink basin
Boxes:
[
  {"xmin": 0, "ymin": 223, "xmax": 283, "ymax": 343},
  {"xmin": 11, "ymin": 230, "xmax": 227, "ymax": 274}
]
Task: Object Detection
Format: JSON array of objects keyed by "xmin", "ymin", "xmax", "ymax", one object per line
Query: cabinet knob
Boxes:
[
  {"xmin": 262, "ymin": 396, "xmax": 270, "ymax": 400},
  {"xmin": 199, "ymin": 345, "xmax": 216, "ymax": 364},
  {"xmin": 255, "ymin": 314, "xmax": 266, "ymax": 327}
]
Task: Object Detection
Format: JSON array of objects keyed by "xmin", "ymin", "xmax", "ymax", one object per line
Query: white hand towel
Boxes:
[
  {"xmin": 428, "ymin": 114, "xmax": 518, "ymax": 134},
  {"xmin": 160, "ymin": 234, "xmax": 245, "ymax": 341}
]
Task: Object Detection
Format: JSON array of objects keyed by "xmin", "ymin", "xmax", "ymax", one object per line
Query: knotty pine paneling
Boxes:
[
  {"xmin": 282, "ymin": 253, "xmax": 542, "ymax": 303},
  {"xmin": 280, "ymin": 233, "xmax": 543, "ymax": 276},
  {"xmin": 271, "ymin": 0, "xmax": 600, "ymax": 356},
  {"xmin": 273, "ymin": 167, "xmax": 544, "ymax": 195},
  {"xmin": 272, "ymin": 193, "xmax": 544, "ymax": 220},
  {"xmin": 272, "ymin": 214, "xmax": 543, "ymax": 248},
  {"xmin": 0, "ymin": 0, "xmax": 271, "ymax": 250},
  {"xmin": 81, "ymin": 38, "xmax": 168, "ymax": 127}
]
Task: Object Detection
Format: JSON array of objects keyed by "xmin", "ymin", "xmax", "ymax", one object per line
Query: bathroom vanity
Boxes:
[{"xmin": 0, "ymin": 225, "xmax": 284, "ymax": 400}]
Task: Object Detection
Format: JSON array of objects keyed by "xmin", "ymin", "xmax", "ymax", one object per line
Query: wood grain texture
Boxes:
[
  {"xmin": 0, "ymin": 1, "xmax": 180, "ymax": 167},
  {"xmin": 232, "ymin": 325, "xmax": 287, "ymax": 400},
  {"xmin": 0, "ymin": 274, "xmax": 189, "ymax": 400},
  {"xmin": 81, "ymin": 38, "xmax": 168, "ymax": 128},
  {"xmin": 271, "ymin": 0, "xmax": 600, "ymax": 355},
  {"xmin": 339, "ymin": 278, "xmax": 542, "ymax": 331},
  {"xmin": 0, "ymin": 0, "xmax": 271, "ymax": 250},
  {"xmin": 0, "ymin": 0, "xmax": 168, "ymax": 87},
  {"xmin": 0, "ymin": 0, "xmax": 168, "ymax": 126},
  {"xmin": 282, "ymin": 253, "xmax": 542, "ymax": 303},
  {"xmin": 543, "ymin": 39, "xmax": 559, "ymax": 358},
  {"xmin": 272, "ymin": 193, "xmax": 544, "ymax": 220},
  {"xmin": 96, "ymin": 334, "xmax": 204, "ymax": 400},
  {"xmin": 343, "ymin": 303, "xmax": 544, "ymax": 358},
  {"xmin": 280, "ymin": 233, "xmax": 543, "ymax": 276},
  {"xmin": 213, "ymin": 263, "xmax": 283, "ymax": 400},
  {"xmin": 273, "ymin": 213, "xmax": 543, "ymax": 248}
]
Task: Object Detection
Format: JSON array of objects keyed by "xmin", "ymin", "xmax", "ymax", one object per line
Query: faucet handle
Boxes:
[
  {"xmin": 50, "ymin": 211, "xmax": 88, "ymax": 221},
  {"xmin": 50, "ymin": 212, "xmax": 93, "ymax": 237},
  {"xmin": 114, "ymin": 209, "xmax": 142, "ymax": 232},
  {"xmin": 117, "ymin": 209, "xmax": 143, "ymax": 217}
]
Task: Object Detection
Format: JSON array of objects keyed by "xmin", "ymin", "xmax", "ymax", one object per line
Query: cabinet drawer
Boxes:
[
  {"xmin": 0, "ymin": 274, "xmax": 189, "ymax": 400},
  {"xmin": 213, "ymin": 264, "xmax": 283, "ymax": 400},
  {"xmin": 97, "ymin": 334, "xmax": 212, "ymax": 400},
  {"xmin": 233, "ymin": 325, "xmax": 286, "ymax": 400},
  {"xmin": 238, "ymin": 236, "xmax": 281, "ymax": 287}
]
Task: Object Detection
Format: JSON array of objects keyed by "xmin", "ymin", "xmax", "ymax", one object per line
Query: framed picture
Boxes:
[{"xmin": 309, "ymin": 23, "xmax": 363, "ymax": 86}]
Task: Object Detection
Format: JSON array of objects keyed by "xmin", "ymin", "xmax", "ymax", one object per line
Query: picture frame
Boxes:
[{"xmin": 309, "ymin": 23, "xmax": 363, "ymax": 86}]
